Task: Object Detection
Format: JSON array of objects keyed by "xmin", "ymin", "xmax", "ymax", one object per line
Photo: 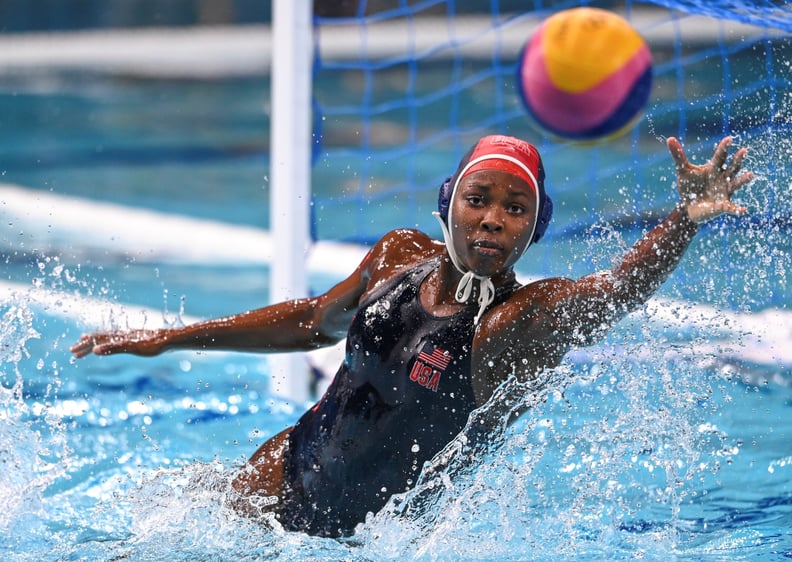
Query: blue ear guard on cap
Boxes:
[
  {"xmin": 437, "ymin": 165, "xmax": 553, "ymax": 244},
  {"xmin": 437, "ymin": 176, "xmax": 453, "ymax": 223}
]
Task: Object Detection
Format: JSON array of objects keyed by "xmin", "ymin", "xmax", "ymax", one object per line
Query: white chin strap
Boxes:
[
  {"xmin": 433, "ymin": 211, "xmax": 495, "ymax": 326},
  {"xmin": 433, "ymin": 153, "xmax": 539, "ymax": 326}
]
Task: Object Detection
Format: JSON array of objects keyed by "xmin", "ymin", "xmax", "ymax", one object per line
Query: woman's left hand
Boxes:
[{"xmin": 667, "ymin": 136, "xmax": 754, "ymax": 224}]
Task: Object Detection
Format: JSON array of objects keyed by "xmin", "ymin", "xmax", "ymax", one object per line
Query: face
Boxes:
[{"xmin": 449, "ymin": 169, "xmax": 538, "ymax": 277}]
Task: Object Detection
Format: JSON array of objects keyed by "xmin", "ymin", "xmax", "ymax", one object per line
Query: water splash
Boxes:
[
  {"xmin": 0, "ymin": 304, "xmax": 69, "ymax": 533},
  {"xmin": 343, "ymin": 344, "xmax": 740, "ymax": 561},
  {"xmin": 0, "ymin": 289, "xmax": 779, "ymax": 560},
  {"xmin": 1, "ymin": 226, "xmax": 784, "ymax": 560}
]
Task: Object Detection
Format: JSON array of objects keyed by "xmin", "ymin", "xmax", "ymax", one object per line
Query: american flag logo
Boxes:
[{"xmin": 417, "ymin": 346, "xmax": 452, "ymax": 371}]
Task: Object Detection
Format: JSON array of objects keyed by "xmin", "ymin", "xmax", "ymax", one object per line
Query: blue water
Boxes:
[{"xmin": 1, "ymin": 45, "xmax": 792, "ymax": 562}]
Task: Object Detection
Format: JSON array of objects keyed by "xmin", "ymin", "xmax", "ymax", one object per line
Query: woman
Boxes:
[{"xmin": 71, "ymin": 134, "xmax": 752, "ymax": 537}]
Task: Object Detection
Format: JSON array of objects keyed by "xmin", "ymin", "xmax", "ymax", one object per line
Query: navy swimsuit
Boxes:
[{"xmin": 279, "ymin": 257, "xmax": 514, "ymax": 537}]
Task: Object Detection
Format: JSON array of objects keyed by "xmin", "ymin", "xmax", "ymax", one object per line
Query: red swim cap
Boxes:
[
  {"xmin": 461, "ymin": 135, "xmax": 543, "ymax": 195},
  {"xmin": 437, "ymin": 134, "xmax": 551, "ymax": 245}
]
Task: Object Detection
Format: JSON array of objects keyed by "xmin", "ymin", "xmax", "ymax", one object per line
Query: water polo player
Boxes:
[{"xmin": 71, "ymin": 134, "xmax": 752, "ymax": 538}]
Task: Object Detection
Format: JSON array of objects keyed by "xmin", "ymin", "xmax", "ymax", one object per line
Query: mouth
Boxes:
[{"xmin": 471, "ymin": 239, "xmax": 504, "ymax": 256}]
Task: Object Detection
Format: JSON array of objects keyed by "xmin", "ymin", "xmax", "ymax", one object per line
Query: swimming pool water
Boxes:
[
  {"xmin": 1, "ymin": 50, "xmax": 791, "ymax": 562},
  {"xmin": 2, "ymin": 300, "xmax": 790, "ymax": 560}
]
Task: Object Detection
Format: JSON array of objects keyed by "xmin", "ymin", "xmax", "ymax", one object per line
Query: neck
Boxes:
[
  {"xmin": 436, "ymin": 255, "xmax": 516, "ymax": 322},
  {"xmin": 429, "ymin": 257, "xmax": 464, "ymax": 306},
  {"xmin": 437, "ymin": 255, "xmax": 515, "ymax": 288}
]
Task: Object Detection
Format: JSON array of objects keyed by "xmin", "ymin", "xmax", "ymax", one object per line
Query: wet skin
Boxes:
[{"xmin": 70, "ymin": 136, "xmax": 753, "ymax": 532}]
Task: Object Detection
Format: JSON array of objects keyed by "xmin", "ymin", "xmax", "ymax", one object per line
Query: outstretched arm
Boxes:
[
  {"xmin": 71, "ymin": 283, "xmax": 361, "ymax": 359},
  {"xmin": 71, "ymin": 256, "xmax": 372, "ymax": 359},
  {"xmin": 555, "ymin": 135, "xmax": 754, "ymax": 343},
  {"xmin": 70, "ymin": 228, "xmax": 441, "ymax": 359}
]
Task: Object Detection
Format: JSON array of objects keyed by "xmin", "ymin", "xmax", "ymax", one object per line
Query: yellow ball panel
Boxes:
[{"xmin": 542, "ymin": 7, "xmax": 646, "ymax": 93}]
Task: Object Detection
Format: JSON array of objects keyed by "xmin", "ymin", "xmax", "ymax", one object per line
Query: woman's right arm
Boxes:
[
  {"xmin": 70, "ymin": 228, "xmax": 439, "ymax": 359},
  {"xmin": 71, "ymin": 279, "xmax": 361, "ymax": 358},
  {"xmin": 71, "ymin": 250, "xmax": 375, "ymax": 359}
]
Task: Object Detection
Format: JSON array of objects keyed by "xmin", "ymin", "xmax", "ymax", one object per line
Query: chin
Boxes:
[{"xmin": 467, "ymin": 258, "xmax": 508, "ymax": 277}]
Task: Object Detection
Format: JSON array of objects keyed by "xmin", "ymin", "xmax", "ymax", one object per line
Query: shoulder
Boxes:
[
  {"xmin": 376, "ymin": 228, "xmax": 440, "ymax": 249},
  {"xmin": 369, "ymin": 228, "xmax": 443, "ymax": 262},
  {"xmin": 481, "ymin": 270, "xmax": 620, "ymax": 351},
  {"xmin": 506, "ymin": 276, "xmax": 576, "ymax": 309},
  {"xmin": 364, "ymin": 228, "xmax": 445, "ymax": 287},
  {"xmin": 477, "ymin": 276, "xmax": 576, "ymax": 347}
]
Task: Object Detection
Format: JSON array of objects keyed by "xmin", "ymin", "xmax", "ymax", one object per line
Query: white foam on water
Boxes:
[{"xmin": 1, "ymin": 183, "xmax": 368, "ymax": 270}]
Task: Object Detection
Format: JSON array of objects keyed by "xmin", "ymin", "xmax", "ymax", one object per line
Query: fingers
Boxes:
[
  {"xmin": 725, "ymin": 201, "xmax": 749, "ymax": 216},
  {"xmin": 715, "ymin": 144, "xmax": 753, "ymax": 201},
  {"xmin": 715, "ymin": 200, "xmax": 749, "ymax": 219},
  {"xmin": 711, "ymin": 136, "xmax": 733, "ymax": 171},
  {"xmin": 669, "ymin": 136, "xmax": 742, "ymax": 174},
  {"xmin": 734, "ymin": 170, "xmax": 755, "ymax": 191},
  {"xmin": 666, "ymin": 137, "xmax": 688, "ymax": 169},
  {"xmin": 70, "ymin": 333, "xmax": 118, "ymax": 358},
  {"xmin": 686, "ymin": 198, "xmax": 748, "ymax": 223},
  {"xmin": 71, "ymin": 347, "xmax": 89, "ymax": 359},
  {"xmin": 725, "ymin": 171, "xmax": 754, "ymax": 200},
  {"xmin": 70, "ymin": 334, "xmax": 94, "ymax": 358},
  {"xmin": 724, "ymin": 147, "xmax": 753, "ymax": 193}
]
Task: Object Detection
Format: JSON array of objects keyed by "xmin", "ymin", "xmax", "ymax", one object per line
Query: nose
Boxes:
[{"xmin": 480, "ymin": 208, "xmax": 503, "ymax": 231}]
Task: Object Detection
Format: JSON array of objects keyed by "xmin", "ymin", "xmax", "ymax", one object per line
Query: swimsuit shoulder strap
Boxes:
[{"xmin": 359, "ymin": 255, "xmax": 442, "ymax": 306}]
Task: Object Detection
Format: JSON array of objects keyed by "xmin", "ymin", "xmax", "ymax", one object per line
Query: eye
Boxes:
[
  {"xmin": 466, "ymin": 194, "xmax": 485, "ymax": 207},
  {"xmin": 507, "ymin": 203, "xmax": 526, "ymax": 215}
]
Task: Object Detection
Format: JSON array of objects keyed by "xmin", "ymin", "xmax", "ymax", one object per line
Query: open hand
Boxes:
[
  {"xmin": 70, "ymin": 329, "xmax": 169, "ymax": 358},
  {"xmin": 667, "ymin": 136, "xmax": 754, "ymax": 224}
]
